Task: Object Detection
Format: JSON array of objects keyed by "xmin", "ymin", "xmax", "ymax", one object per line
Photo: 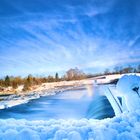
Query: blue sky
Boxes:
[{"xmin": 0, "ymin": 0, "xmax": 140, "ymax": 77}]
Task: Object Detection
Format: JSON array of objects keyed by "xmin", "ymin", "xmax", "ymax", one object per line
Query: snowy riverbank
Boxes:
[{"xmin": 0, "ymin": 83, "xmax": 87, "ymax": 110}]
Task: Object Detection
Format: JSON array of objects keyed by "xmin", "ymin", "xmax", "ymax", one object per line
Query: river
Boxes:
[{"xmin": 0, "ymin": 86, "xmax": 115, "ymax": 120}]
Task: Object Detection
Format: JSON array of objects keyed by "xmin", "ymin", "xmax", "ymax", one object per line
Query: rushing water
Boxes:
[{"xmin": 0, "ymin": 86, "xmax": 115, "ymax": 120}]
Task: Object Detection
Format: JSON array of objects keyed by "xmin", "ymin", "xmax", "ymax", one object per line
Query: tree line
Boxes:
[
  {"xmin": 86, "ymin": 65, "xmax": 140, "ymax": 78},
  {"xmin": 0, "ymin": 73, "xmax": 61, "ymax": 91},
  {"xmin": 105, "ymin": 65, "xmax": 140, "ymax": 75},
  {"xmin": 0, "ymin": 65, "xmax": 140, "ymax": 91},
  {"xmin": 0, "ymin": 68, "xmax": 86, "ymax": 91}
]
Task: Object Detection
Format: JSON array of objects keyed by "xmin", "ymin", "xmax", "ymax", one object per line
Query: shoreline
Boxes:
[
  {"xmin": 0, "ymin": 79, "xmax": 93, "ymax": 95},
  {"xmin": 0, "ymin": 79, "xmax": 94, "ymax": 110}
]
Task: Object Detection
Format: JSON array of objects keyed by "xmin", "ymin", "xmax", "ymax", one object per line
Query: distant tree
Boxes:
[
  {"xmin": 114, "ymin": 66, "xmax": 121, "ymax": 74},
  {"xmin": 22, "ymin": 74, "xmax": 33, "ymax": 91},
  {"xmin": 0, "ymin": 79, "xmax": 4, "ymax": 87},
  {"xmin": 11, "ymin": 76, "xmax": 23, "ymax": 89},
  {"xmin": 104, "ymin": 69, "xmax": 110, "ymax": 75},
  {"xmin": 65, "ymin": 67, "xmax": 85, "ymax": 80},
  {"xmin": 11, "ymin": 80, "xmax": 18, "ymax": 89},
  {"xmin": 55, "ymin": 73, "xmax": 59, "ymax": 82},
  {"xmin": 5, "ymin": 75, "xmax": 10, "ymax": 87},
  {"xmin": 86, "ymin": 73, "xmax": 94, "ymax": 78},
  {"xmin": 133, "ymin": 68, "xmax": 137, "ymax": 73},
  {"xmin": 121, "ymin": 66, "xmax": 134, "ymax": 73},
  {"xmin": 22, "ymin": 81, "xmax": 30, "ymax": 91},
  {"xmin": 32, "ymin": 77, "xmax": 38, "ymax": 85},
  {"xmin": 47, "ymin": 75, "xmax": 55, "ymax": 82},
  {"xmin": 137, "ymin": 64, "xmax": 140, "ymax": 72},
  {"xmin": 15, "ymin": 76, "xmax": 23, "ymax": 85},
  {"xmin": 27, "ymin": 74, "xmax": 33, "ymax": 86},
  {"xmin": 42, "ymin": 77, "xmax": 47, "ymax": 83}
]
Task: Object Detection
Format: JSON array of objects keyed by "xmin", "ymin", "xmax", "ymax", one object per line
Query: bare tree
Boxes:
[{"xmin": 65, "ymin": 67, "xmax": 85, "ymax": 80}]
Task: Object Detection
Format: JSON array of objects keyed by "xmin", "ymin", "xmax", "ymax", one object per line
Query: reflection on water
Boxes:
[{"xmin": 0, "ymin": 86, "xmax": 115, "ymax": 120}]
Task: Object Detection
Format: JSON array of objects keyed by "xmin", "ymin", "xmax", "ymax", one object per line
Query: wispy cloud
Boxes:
[{"xmin": 0, "ymin": 0, "xmax": 140, "ymax": 76}]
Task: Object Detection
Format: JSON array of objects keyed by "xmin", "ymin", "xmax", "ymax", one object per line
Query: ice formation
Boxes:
[{"xmin": 116, "ymin": 74, "xmax": 140, "ymax": 112}]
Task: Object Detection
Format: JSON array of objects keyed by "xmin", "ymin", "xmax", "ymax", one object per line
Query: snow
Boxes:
[
  {"xmin": 95, "ymin": 74, "xmax": 122, "ymax": 84},
  {"xmin": 0, "ymin": 110, "xmax": 140, "ymax": 140},
  {"xmin": 0, "ymin": 74, "xmax": 140, "ymax": 139},
  {"xmin": 116, "ymin": 74, "xmax": 140, "ymax": 111},
  {"xmin": 95, "ymin": 73, "xmax": 140, "ymax": 84}
]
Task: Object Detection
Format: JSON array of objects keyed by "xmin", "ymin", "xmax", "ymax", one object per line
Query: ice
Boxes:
[
  {"xmin": 103, "ymin": 86, "xmax": 123, "ymax": 116},
  {"xmin": 116, "ymin": 74, "xmax": 140, "ymax": 111}
]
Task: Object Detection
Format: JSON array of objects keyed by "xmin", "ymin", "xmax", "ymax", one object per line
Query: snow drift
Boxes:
[{"xmin": 0, "ymin": 110, "xmax": 140, "ymax": 140}]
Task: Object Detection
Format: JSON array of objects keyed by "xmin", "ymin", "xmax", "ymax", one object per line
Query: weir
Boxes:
[
  {"xmin": 85, "ymin": 83, "xmax": 125, "ymax": 119},
  {"xmin": 85, "ymin": 84, "xmax": 116, "ymax": 119}
]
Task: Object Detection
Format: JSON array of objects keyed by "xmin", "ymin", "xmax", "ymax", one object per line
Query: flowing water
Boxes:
[{"xmin": 0, "ymin": 86, "xmax": 115, "ymax": 120}]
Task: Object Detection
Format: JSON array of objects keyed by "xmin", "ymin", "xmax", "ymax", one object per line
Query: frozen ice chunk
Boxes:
[{"xmin": 116, "ymin": 74, "xmax": 140, "ymax": 111}]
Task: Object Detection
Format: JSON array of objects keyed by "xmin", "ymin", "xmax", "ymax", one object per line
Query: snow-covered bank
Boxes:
[
  {"xmin": 0, "ymin": 85, "xmax": 87, "ymax": 110},
  {"xmin": 0, "ymin": 79, "xmax": 94, "ymax": 110},
  {"xmin": 0, "ymin": 89, "xmax": 62, "ymax": 110},
  {"xmin": 0, "ymin": 110, "xmax": 140, "ymax": 140}
]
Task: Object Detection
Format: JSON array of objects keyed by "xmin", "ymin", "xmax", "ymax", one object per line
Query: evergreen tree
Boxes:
[
  {"xmin": 55, "ymin": 73, "xmax": 59, "ymax": 82},
  {"xmin": 5, "ymin": 75, "xmax": 10, "ymax": 87},
  {"xmin": 22, "ymin": 81, "xmax": 30, "ymax": 91},
  {"xmin": 27, "ymin": 74, "xmax": 33, "ymax": 86},
  {"xmin": 22, "ymin": 75, "xmax": 33, "ymax": 91},
  {"xmin": 137, "ymin": 64, "xmax": 140, "ymax": 72}
]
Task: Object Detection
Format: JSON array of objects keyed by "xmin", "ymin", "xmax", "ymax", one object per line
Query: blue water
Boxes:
[{"xmin": 0, "ymin": 87, "xmax": 115, "ymax": 120}]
